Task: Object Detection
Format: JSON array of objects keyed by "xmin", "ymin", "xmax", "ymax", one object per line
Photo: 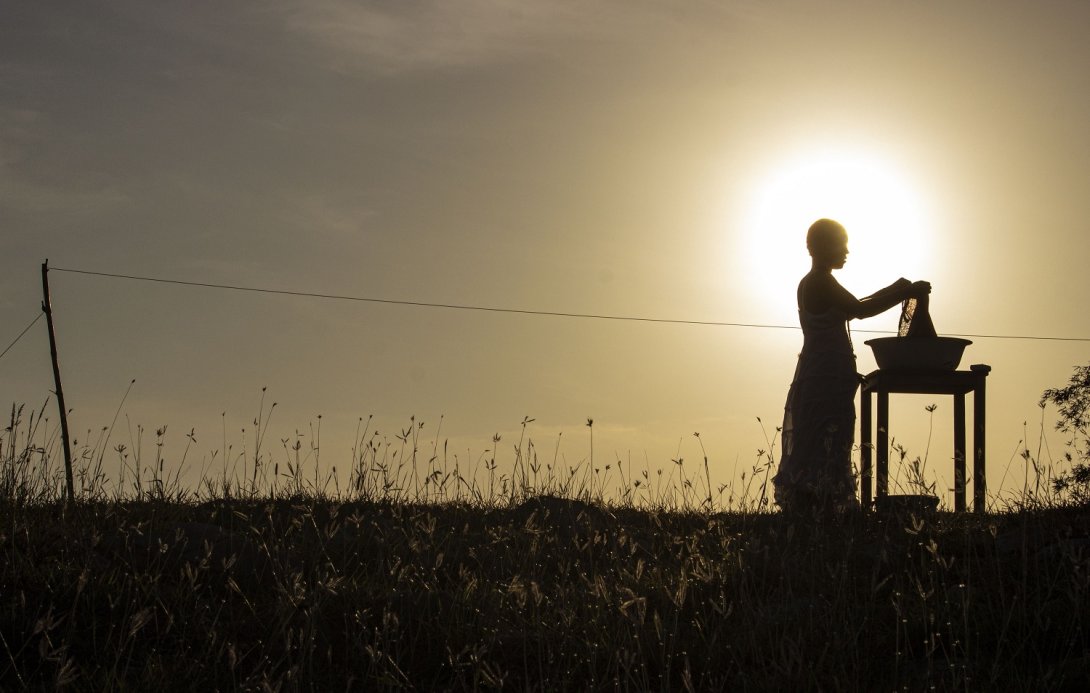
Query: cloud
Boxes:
[
  {"xmin": 275, "ymin": 0, "xmax": 747, "ymax": 75},
  {"xmin": 0, "ymin": 107, "xmax": 129, "ymax": 217},
  {"xmin": 277, "ymin": 0, "xmax": 588, "ymax": 73},
  {"xmin": 285, "ymin": 191, "xmax": 379, "ymax": 240}
]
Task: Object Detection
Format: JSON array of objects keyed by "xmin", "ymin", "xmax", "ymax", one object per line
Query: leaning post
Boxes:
[{"xmin": 42, "ymin": 260, "xmax": 75, "ymax": 502}]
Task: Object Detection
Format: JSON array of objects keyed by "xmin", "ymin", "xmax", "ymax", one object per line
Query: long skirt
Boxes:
[{"xmin": 773, "ymin": 354, "xmax": 859, "ymax": 513}]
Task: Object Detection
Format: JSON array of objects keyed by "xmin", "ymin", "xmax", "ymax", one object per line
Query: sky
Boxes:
[{"xmin": 2, "ymin": 0, "xmax": 1088, "ymax": 507}]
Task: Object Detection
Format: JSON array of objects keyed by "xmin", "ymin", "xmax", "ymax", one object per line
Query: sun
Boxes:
[{"xmin": 741, "ymin": 147, "xmax": 935, "ymax": 324}]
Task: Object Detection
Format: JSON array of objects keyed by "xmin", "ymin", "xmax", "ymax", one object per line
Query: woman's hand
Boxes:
[
  {"xmin": 910, "ymin": 280, "xmax": 931, "ymax": 298},
  {"xmin": 852, "ymin": 277, "xmax": 930, "ymax": 318}
]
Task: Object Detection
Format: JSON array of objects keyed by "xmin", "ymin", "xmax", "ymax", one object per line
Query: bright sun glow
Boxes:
[{"xmin": 743, "ymin": 148, "xmax": 935, "ymax": 323}]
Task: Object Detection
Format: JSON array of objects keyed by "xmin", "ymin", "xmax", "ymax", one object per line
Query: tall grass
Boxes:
[
  {"xmin": 2, "ymin": 398, "xmax": 1088, "ymax": 690},
  {"xmin": 0, "ymin": 399, "xmax": 780, "ymax": 511}
]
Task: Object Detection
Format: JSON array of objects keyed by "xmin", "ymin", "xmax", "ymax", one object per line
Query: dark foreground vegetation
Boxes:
[
  {"xmin": 3, "ymin": 495, "xmax": 1089, "ymax": 691},
  {"xmin": 3, "ymin": 363, "xmax": 1089, "ymax": 689}
]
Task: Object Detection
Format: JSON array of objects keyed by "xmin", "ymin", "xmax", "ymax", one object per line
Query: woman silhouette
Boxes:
[{"xmin": 772, "ymin": 219, "xmax": 930, "ymax": 516}]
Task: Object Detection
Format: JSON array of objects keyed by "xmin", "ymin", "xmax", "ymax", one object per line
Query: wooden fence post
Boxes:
[{"xmin": 42, "ymin": 260, "xmax": 75, "ymax": 502}]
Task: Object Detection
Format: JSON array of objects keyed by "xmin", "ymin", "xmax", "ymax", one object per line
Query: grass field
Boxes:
[{"xmin": 3, "ymin": 396, "xmax": 1089, "ymax": 690}]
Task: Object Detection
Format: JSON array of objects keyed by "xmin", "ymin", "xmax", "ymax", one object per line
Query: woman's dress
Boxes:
[{"xmin": 772, "ymin": 306, "xmax": 859, "ymax": 511}]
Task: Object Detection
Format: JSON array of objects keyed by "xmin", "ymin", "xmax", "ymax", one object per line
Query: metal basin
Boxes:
[{"xmin": 864, "ymin": 336, "xmax": 972, "ymax": 371}]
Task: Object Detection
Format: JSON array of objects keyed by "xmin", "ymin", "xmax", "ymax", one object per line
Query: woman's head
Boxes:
[{"xmin": 807, "ymin": 218, "xmax": 849, "ymax": 268}]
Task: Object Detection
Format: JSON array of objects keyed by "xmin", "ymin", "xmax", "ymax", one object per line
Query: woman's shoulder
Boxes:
[
  {"xmin": 798, "ymin": 272, "xmax": 842, "ymax": 313},
  {"xmin": 799, "ymin": 271, "xmax": 842, "ymax": 291}
]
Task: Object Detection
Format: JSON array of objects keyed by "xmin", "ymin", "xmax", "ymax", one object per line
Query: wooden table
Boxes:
[{"xmin": 860, "ymin": 365, "xmax": 991, "ymax": 512}]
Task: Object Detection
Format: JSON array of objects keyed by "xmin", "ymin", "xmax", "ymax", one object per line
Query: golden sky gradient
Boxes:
[{"xmin": 2, "ymin": 1, "xmax": 1088, "ymax": 506}]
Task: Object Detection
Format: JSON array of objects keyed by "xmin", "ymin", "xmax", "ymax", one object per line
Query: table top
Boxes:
[{"xmin": 862, "ymin": 365, "xmax": 991, "ymax": 395}]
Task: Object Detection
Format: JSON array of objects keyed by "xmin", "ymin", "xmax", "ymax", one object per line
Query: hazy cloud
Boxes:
[
  {"xmin": 274, "ymin": 0, "xmax": 752, "ymax": 75},
  {"xmin": 278, "ymin": 0, "xmax": 596, "ymax": 73},
  {"xmin": 0, "ymin": 107, "xmax": 129, "ymax": 218}
]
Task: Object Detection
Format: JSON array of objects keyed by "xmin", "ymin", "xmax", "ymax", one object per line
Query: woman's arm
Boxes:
[
  {"xmin": 863, "ymin": 278, "xmax": 912, "ymax": 304},
  {"xmin": 817, "ymin": 275, "xmax": 930, "ymax": 320},
  {"xmin": 853, "ymin": 278, "xmax": 930, "ymax": 319}
]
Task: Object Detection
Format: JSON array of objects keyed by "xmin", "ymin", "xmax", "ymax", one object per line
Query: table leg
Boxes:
[
  {"xmin": 954, "ymin": 393, "xmax": 966, "ymax": 512},
  {"xmin": 860, "ymin": 390, "xmax": 872, "ymax": 508},
  {"xmin": 877, "ymin": 391, "xmax": 889, "ymax": 499},
  {"xmin": 974, "ymin": 380, "xmax": 987, "ymax": 512}
]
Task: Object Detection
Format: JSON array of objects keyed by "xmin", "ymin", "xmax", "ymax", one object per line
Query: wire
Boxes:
[
  {"xmin": 48, "ymin": 267, "xmax": 804, "ymax": 330},
  {"xmin": 0, "ymin": 313, "xmax": 43, "ymax": 362},
  {"xmin": 49, "ymin": 266, "xmax": 1090, "ymax": 342}
]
